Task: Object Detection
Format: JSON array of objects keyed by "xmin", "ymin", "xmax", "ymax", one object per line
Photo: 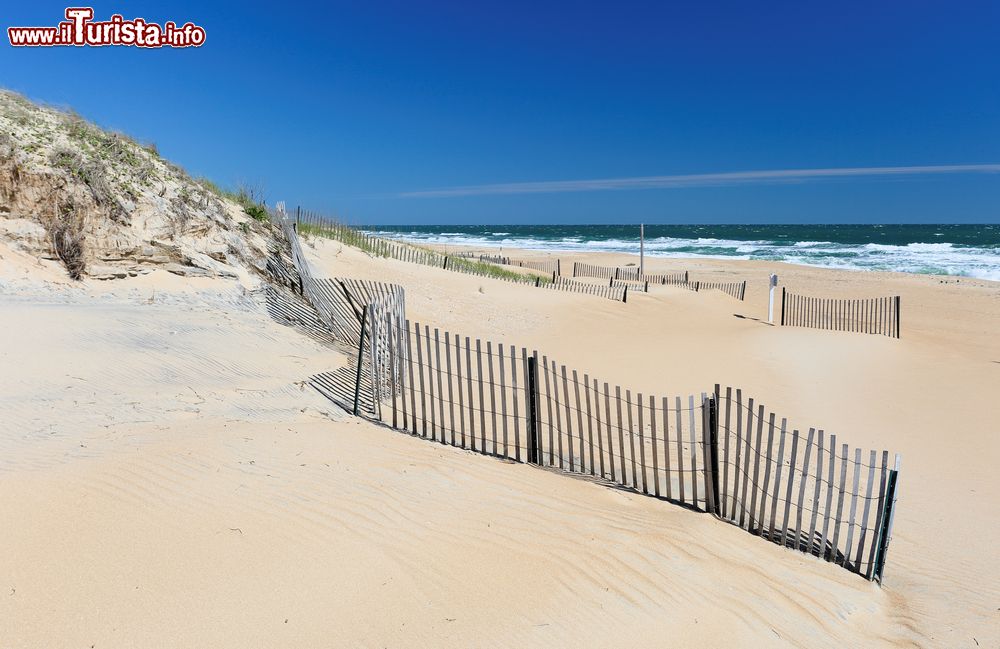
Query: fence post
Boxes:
[
  {"xmin": 894, "ymin": 295, "xmax": 901, "ymax": 339},
  {"xmin": 780, "ymin": 287, "xmax": 787, "ymax": 326},
  {"xmin": 296, "ymin": 205, "xmax": 301, "ymax": 230},
  {"xmin": 352, "ymin": 305, "xmax": 369, "ymax": 416},
  {"xmin": 702, "ymin": 393, "xmax": 721, "ymax": 516},
  {"xmin": 556, "ymin": 259, "xmax": 561, "ymax": 277},
  {"xmin": 443, "ymin": 256, "xmax": 449, "ymax": 270},
  {"xmin": 872, "ymin": 454, "xmax": 901, "ymax": 583},
  {"xmin": 526, "ymin": 354, "xmax": 540, "ymax": 464}
]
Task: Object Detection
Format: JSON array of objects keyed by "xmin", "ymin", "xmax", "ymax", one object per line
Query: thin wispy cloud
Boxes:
[{"xmin": 401, "ymin": 164, "xmax": 1000, "ymax": 198}]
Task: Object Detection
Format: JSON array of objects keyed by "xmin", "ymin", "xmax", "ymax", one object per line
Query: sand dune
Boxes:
[{"xmin": 0, "ymin": 234, "xmax": 996, "ymax": 647}]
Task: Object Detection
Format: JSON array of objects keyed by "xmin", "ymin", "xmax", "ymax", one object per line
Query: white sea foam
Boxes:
[{"xmin": 368, "ymin": 229, "xmax": 1000, "ymax": 280}]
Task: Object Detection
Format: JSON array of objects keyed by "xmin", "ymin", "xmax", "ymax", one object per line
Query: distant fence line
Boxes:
[
  {"xmin": 478, "ymin": 254, "xmax": 561, "ymax": 276},
  {"xmin": 573, "ymin": 261, "xmax": 688, "ymax": 285},
  {"xmin": 272, "ymin": 204, "xmax": 902, "ymax": 584},
  {"xmin": 290, "ymin": 208, "xmax": 626, "ymax": 302},
  {"xmin": 781, "ymin": 289, "xmax": 901, "ymax": 338},
  {"xmin": 551, "ymin": 276, "xmax": 628, "ymax": 301},
  {"xmin": 573, "ymin": 262, "xmax": 746, "ymax": 301}
]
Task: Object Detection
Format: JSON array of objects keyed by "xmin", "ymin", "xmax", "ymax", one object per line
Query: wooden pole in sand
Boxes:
[
  {"xmin": 352, "ymin": 306, "xmax": 369, "ymax": 416},
  {"xmin": 640, "ymin": 224, "xmax": 645, "ymax": 278},
  {"xmin": 768, "ymin": 274, "xmax": 778, "ymax": 323}
]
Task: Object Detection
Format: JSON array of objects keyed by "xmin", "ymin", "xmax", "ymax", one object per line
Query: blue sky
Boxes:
[{"xmin": 2, "ymin": 1, "xmax": 998, "ymax": 224}]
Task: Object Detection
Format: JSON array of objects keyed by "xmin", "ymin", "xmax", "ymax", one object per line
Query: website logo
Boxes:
[{"xmin": 8, "ymin": 8, "xmax": 206, "ymax": 48}]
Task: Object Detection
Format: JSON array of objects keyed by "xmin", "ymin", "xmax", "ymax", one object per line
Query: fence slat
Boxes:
[
  {"xmin": 854, "ymin": 449, "xmax": 877, "ymax": 571},
  {"xmin": 675, "ymin": 395, "xmax": 686, "ymax": 504},
  {"xmin": 509, "ymin": 348, "xmax": 521, "ymax": 460},
  {"xmin": 584, "ymin": 374, "xmax": 595, "ymax": 476},
  {"xmin": 416, "ymin": 323, "xmax": 428, "ymax": 437},
  {"xmin": 627, "ymin": 390, "xmax": 638, "ymax": 489},
  {"xmin": 573, "ymin": 370, "xmax": 586, "ymax": 475},
  {"xmin": 844, "ymin": 447, "xmax": 863, "ymax": 571},
  {"xmin": 434, "ymin": 328, "xmax": 445, "ymax": 445},
  {"xmin": 820, "ymin": 433, "xmax": 836, "ymax": 560},
  {"xmin": 731, "ymin": 389, "xmax": 744, "ymax": 523},
  {"xmin": 793, "ymin": 428, "xmax": 815, "ymax": 550},
  {"xmin": 407, "ymin": 322, "xmax": 418, "ymax": 435},
  {"xmin": 465, "ymin": 337, "xmax": 476, "ymax": 451},
  {"xmin": 444, "ymin": 332, "xmax": 456, "ymax": 445},
  {"xmin": 455, "ymin": 333, "xmax": 465, "ymax": 447},
  {"xmin": 605, "ymin": 382, "xmax": 615, "ymax": 482},
  {"xmin": 617, "ymin": 387, "xmax": 627, "ymax": 485},
  {"xmin": 541, "ymin": 356, "xmax": 553, "ymax": 465},
  {"xmin": 721, "ymin": 387, "xmax": 733, "ymax": 519},
  {"xmin": 780, "ymin": 429, "xmax": 799, "ymax": 547},
  {"xmin": 552, "ymin": 360, "xmax": 564, "ymax": 469},
  {"xmin": 476, "ymin": 339, "xmax": 486, "ymax": 452},
  {"xmin": 498, "ymin": 344, "xmax": 509, "ymax": 458},
  {"xmin": 807, "ymin": 430, "xmax": 824, "ymax": 553},
  {"xmin": 830, "ymin": 442, "xmax": 849, "ymax": 563},
  {"xmin": 487, "ymin": 342, "xmax": 498, "ymax": 455},
  {"xmin": 689, "ymin": 395, "xmax": 699, "ymax": 508},
  {"xmin": 561, "ymin": 366, "xmax": 575, "ymax": 472},
  {"xmin": 768, "ymin": 418, "xmax": 787, "ymax": 541},
  {"xmin": 649, "ymin": 394, "xmax": 659, "ymax": 497},
  {"xmin": 426, "ymin": 325, "xmax": 437, "ymax": 441},
  {"xmin": 758, "ymin": 413, "xmax": 776, "ymax": 538},
  {"xmin": 662, "ymin": 396, "xmax": 673, "ymax": 501}
]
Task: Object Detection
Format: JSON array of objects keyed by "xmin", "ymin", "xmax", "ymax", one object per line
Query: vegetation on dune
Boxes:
[
  {"xmin": 0, "ymin": 88, "xmax": 276, "ymax": 280},
  {"xmin": 299, "ymin": 221, "xmax": 384, "ymax": 256}
]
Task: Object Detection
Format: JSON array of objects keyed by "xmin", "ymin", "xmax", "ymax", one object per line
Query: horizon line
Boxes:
[{"xmin": 400, "ymin": 164, "xmax": 1000, "ymax": 198}]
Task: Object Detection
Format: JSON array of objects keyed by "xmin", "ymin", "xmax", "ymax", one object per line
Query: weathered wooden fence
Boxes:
[
  {"xmin": 549, "ymin": 276, "xmax": 627, "ymax": 301},
  {"xmin": 357, "ymin": 312, "xmax": 901, "ymax": 582},
  {"xmin": 713, "ymin": 387, "xmax": 900, "ymax": 579},
  {"xmin": 274, "ymin": 204, "xmax": 902, "ymax": 584},
  {"xmin": 572, "ymin": 262, "xmax": 745, "ymax": 300},
  {"xmin": 479, "ymin": 254, "xmax": 561, "ymax": 276},
  {"xmin": 695, "ymin": 280, "xmax": 747, "ymax": 301},
  {"xmin": 780, "ymin": 289, "xmax": 900, "ymax": 338}
]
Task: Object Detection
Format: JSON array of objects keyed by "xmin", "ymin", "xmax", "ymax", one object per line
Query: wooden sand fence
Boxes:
[
  {"xmin": 572, "ymin": 262, "xmax": 745, "ymax": 300},
  {"xmin": 478, "ymin": 254, "xmax": 561, "ymax": 276},
  {"xmin": 275, "ymin": 206, "xmax": 902, "ymax": 583},
  {"xmin": 291, "ymin": 208, "xmax": 626, "ymax": 302},
  {"xmin": 694, "ymin": 280, "xmax": 747, "ymax": 301},
  {"xmin": 353, "ymin": 311, "xmax": 902, "ymax": 583},
  {"xmin": 780, "ymin": 289, "xmax": 901, "ymax": 338},
  {"xmin": 550, "ymin": 276, "xmax": 628, "ymax": 301}
]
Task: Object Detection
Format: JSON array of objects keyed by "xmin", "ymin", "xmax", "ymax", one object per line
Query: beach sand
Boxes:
[{"xmin": 1, "ymin": 236, "xmax": 997, "ymax": 647}]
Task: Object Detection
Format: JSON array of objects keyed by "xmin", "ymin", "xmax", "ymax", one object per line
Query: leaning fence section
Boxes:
[
  {"xmin": 713, "ymin": 386, "xmax": 900, "ymax": 580},
  {"xmin": 695, "ymin": 280, "xmax": 747, "ymax": 301},
  {"xmin": 780, "ymin": 289, "xmax": 900, "ymax": 338}
]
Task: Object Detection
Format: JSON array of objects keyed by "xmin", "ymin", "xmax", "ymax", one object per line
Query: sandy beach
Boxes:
[{"xmin": 2, "ymin": 231, "xmax": 996, "ymax": 648}]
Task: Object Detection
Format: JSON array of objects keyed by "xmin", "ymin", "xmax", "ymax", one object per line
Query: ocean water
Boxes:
[{"xmin": 369, "ymin": 224, "xmax": 1000, "ymax": 281}]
